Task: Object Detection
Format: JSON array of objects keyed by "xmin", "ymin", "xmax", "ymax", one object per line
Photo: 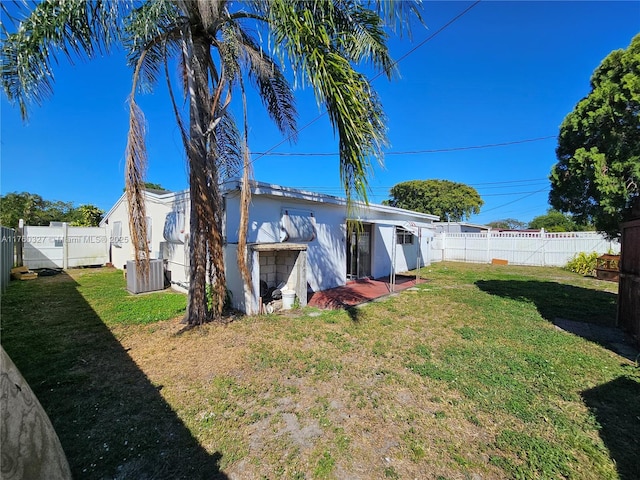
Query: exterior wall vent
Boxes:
[{"xmin": 126, "ymin": 259, "xmax": 165, "ymax": 294}]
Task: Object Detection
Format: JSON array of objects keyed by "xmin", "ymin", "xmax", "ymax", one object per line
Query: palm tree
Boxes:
[{"xmin": 2, "ymin": 0, "xmax": 421, "ymax": 325}]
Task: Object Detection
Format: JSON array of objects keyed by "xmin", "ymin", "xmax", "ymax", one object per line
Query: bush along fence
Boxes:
[{"xmin": 431, "ymin": 230, "xmax": 620, "ymax": 267}]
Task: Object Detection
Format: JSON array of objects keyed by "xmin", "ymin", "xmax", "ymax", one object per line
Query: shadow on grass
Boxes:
[
  {"xmin": 475, "ymin": 279, "xmax": 617, "ymax": 326},
  {"xmin": 582, "ymin": 376, "xmax": 640, "ymax": 479},
  {"xmin": 474, "ymin": 279, "xmax": 640, "ymax": 360},
  {"xmin": 344, "ymin": 306, "xmax": 363, "ymax": 323},
  {"xmin": 1, "ymin": 272, "xmax": 228, "ymax": 480}
]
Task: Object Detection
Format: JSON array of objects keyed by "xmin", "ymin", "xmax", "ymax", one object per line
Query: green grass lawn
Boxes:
[{"xmin": 1, "ymin": 264, "xmax": 638, "ymax": 479}]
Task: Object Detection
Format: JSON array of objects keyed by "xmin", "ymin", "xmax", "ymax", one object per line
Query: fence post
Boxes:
[
  {"xmin": 464, "ymin": 234, "xmax": 467, "ymax": 262},
  {"xmin": 540, "ymin": 228, "xmax": 546, "ymax": 267},
  {"xmin": 486, "ymin": 228, "xmax": 491, "ymax": 263},
  {"xmin": 441, "ymin": 231, "xmax": 446, "ymax": 262},
  {"xmin": 62, "ymin": 222, "xmax": 69, "ymax": 270},
  {"xmin": 16, "ymin": 219, "xmax": 24, "ymax": 267}
]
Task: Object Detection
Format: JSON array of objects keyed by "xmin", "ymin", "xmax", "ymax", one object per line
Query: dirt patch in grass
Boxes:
[{"xmin": 2, "ymin": 264, "xmax": 638, "ymax": 479}]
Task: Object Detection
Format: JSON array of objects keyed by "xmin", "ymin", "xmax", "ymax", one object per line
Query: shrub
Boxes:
[{"xmin": 565, "ymin": 251, "xmax": 598, "ymax": 276}]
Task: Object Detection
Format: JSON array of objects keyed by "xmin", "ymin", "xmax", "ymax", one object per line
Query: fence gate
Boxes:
[{"xmin": 618, "ymin": 211, "xmax": 640, "ymax": 347}]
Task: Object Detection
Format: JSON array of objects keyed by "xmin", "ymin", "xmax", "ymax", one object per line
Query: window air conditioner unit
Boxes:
[{"xmin": 126, "ymin": 259, "xmax": 165, "ymax": 294}]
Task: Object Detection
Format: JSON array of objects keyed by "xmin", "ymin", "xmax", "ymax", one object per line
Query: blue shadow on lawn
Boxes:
[
  {"xmin": 475, "ymin": 279, "xmax": 639, "ymax": 360},
  {"xmin": 582, "ymin": 376, "xmax": 640, "ymax": 480},
  {"xmin": 1, "ymin": 272, "xmax": 229, "ymax": 479},
  {"xmin": 475, "ymin": 279, "xmax": 617, "ymax": 326}
]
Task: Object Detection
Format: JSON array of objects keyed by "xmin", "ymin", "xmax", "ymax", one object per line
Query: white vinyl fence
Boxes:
[
  {"xmin": 432, "ymin": 230, "xmax": 620, "ymax": 267},
  {"xmin": 22, "ymin": 223, "xmax": 109, "ymax": 269}
]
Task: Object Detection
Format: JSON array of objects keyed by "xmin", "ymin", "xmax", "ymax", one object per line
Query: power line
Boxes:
[
  {"xmin": 481, "ymin": 189, "xmax": 549, "ymax": 197},
  {"xmin": 467, "ymin": 178, "xmax": 548, "ymax": 186},
  {"xmin": 233, "ymin": 0, "xmax": 483, "ymax": 176},
  {"xmin": 479, "ymin": 188, "xmax": 548, "ymax": 214},
  {"xmin": 250, "ymin": 135, "xmax": 556, "ymax": 157},
  {"xmin": 289, "ymin": 178, "xmax": 550, "ymax": 194}
]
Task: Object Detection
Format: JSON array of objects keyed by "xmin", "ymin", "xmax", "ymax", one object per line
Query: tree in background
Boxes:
[
  {"xmin": 1, "ymin": 192, "xmax": 71, "ymax": 227},
  {"xmin": 528, "ymin": 209, "xmax": 592, "ymax": 232},
  {"xmin": 142, "ymin": 182, "xmax": 166, "ymax": 191},
  {"xmin": 122, "ymin": 182, "xmax": 167, "ymax": 193},
  {"xmin": 550, "ymin": 34, "xmax": 640, "ymax": 238},
  {"xmin": 486, "ymin": 218, "xmax": 527, "ymax": 230},
  {"xmin": 0, "ymin": 192, "xmax": 103, "ymax": 227},
  {"xmin": 70, "ymin": 204, "xmax": 105, "ymax": 227},
  {"xmin": 2, "ymin": 1, "xmax": 421, "ymax": 325},
  {"xmin": 384, "ymin": 179, "xmax": 484, "ymax": 222}
]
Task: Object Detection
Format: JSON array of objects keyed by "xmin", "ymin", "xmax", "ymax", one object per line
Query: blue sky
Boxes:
[{"xmin": 1, "ymin": 1, "xmax": 639, "ymax": 225}]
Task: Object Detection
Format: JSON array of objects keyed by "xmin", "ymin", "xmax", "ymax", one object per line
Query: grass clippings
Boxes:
[{"xmin": 1, "ymin": 263, "xmax": 639, "ymax": 479}]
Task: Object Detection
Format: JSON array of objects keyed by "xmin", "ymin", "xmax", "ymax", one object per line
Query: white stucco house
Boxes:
[{"xmin": 100, "ymin": 179, "xmax": 438, "ymax": 314}]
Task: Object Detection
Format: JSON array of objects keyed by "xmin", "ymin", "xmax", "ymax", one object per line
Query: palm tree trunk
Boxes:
[
  {"xmin": 184, "ymin": 36, "xmax": 228, "ymax": 325},
  {"xmin": 185, "ymin": 35, "xmax": 212, "ymax": 326},
  {"xmin": 186, "ymin": 146, "xmax": 210, "ymax": 325}
]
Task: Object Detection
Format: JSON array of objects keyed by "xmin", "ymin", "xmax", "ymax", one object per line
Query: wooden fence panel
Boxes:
[
  {"xmin": 0, "ymin": 226, "xmax": 15, "ymax": 292},
  {"xmin": 618, "ymin": 218, "xmax": 640, "ymax": 346}
]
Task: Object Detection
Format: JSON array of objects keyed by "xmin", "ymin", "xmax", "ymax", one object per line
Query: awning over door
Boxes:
[{"xmin": 349, "ymin": 219, "xmax": 435, "ymax": 237}]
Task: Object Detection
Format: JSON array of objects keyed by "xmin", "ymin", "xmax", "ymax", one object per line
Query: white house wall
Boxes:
[
  {"xmin": 101, "ymin": 182, "xmax": 436, "ymax": 313},
  {"xmin": 225, "ymin": 191, "xmax": 347, "ymax": 292},
  {"xmin": 370, "ymin": 225, "xmax": 432, "ymax": 278},
  {"xmin": 103, "ymin": 193, "xmax": 183, "ymax": 270}
]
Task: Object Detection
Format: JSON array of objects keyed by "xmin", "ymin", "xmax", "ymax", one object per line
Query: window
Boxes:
[
  {"xmin": 396, "ymin": 228, "xmax": 414, "ymax": 245},
  {"xmin": 280, "ymin": 209, "xmax": 316, "ymax": 242},
  {"xmin": 145, "ymin": 217, "xmax": 152, "ymax": 245},
  {"xmin": 112, "ymin": 221, "xmax": 122, "ymax": 248}
]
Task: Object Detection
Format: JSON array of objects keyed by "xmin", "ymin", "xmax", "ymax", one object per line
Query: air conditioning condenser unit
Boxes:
[{"xmin": 126, "ymin": 259, "xmax": 165, "ymax": 294}]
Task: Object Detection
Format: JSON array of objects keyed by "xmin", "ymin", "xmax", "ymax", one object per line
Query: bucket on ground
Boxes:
[{"xmin": 281, "ymin": 290, "xmax": 296, "ymax": 310}]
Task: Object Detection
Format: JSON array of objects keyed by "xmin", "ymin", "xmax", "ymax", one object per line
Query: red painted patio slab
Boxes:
[{"xmin": 307, "ymin": 275, "xmax": 426, "ymax": 309}]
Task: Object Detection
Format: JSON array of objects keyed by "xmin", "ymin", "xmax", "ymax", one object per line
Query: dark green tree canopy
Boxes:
[
  {"xmin": 528, "ymin": 209, "xmax": 592, "ymax": 232},
  {"xmin": 122, "ymin": 182, "xmax": 167, "ymax": 193},
  {"xmin": 0, "ymin": 192, "xmax": 104, "ymax": 227},
  {"xmin": 486, "ymin": 218, "xmax": 527, "ymax": 230},
  {"xmin": 550, "ymin": 34, "xmax": 640, "ymax": 238},
  {"xmin": 69, "ymin": 204, "xmax": 105, "ymax": 227},
  {"xmin": 384, "ymin": 179, "xmax": 484, "ymax": 222}
]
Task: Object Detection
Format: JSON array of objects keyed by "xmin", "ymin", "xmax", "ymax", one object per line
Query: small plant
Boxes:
[
  {"xmin": 206, "ymin": 284, "xmax": 233, "ymax": 313},
  {"xmin": 564, "ymin": 251, "xmax": 598, "ymax": 276}
]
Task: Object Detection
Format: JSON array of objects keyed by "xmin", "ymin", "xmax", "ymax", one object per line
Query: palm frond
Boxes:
[
  {"xmin": 125, "ymin": 96, "xmax": 150, "ymax": 276},
  {"xmin": 123, "ymin": 0, "xmax": 181, "ymax": 93},
  {"xmin": 331, "ymin": 1, "xmax": 396, "ymax": 78},
  {"xmin": 236, "ymin": 75, "xmax": 253, "ymax": 292},
  {"xmin": 163, "ymin": 40, "xmax": 189, "ymax": 151},
  {"xmin": 218, "ymin": 22, "xmax": 242, "ymax": 84},
  {"xmin": 212, "ymin": 112, "xmax": 243, "ymax": 181},
  {"xmin": 233, "ymin": 24, "xmax": 297, "ymax": 140},
  {"xmin": 366, "ymin": 0, "xmax": 425, "ymax": 38},
  {"xmin": 265, "ymin": 0, "xmax": 388, "ymax": 205},
  {"xmin": 1, "ymin": 0, "xmax": 128, "ymax": 119}
]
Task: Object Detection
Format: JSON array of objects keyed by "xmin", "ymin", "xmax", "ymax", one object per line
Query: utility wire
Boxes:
[
  {"xmin": 289, "ymin": 178, "xmax": 549, "ymax": 194},
  {"xmin": 232, "ymin": 0, "xmax": 483, "ymax": 176},
  {"xmin": 479, "ymin": 188, "xmax": 548, "ymax": 214},
  {"xmin": 251, "ymin": 135, "xmax": 556, "ymax": 157}
]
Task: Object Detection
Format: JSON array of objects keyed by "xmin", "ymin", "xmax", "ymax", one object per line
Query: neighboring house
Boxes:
[
  {"xmin": 433, "ymin": 222, "xmax": 490, "ymax": 234},
  {"xmin": 100, "ymin": 179, "xmax": 438, "ymax": 314}
]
